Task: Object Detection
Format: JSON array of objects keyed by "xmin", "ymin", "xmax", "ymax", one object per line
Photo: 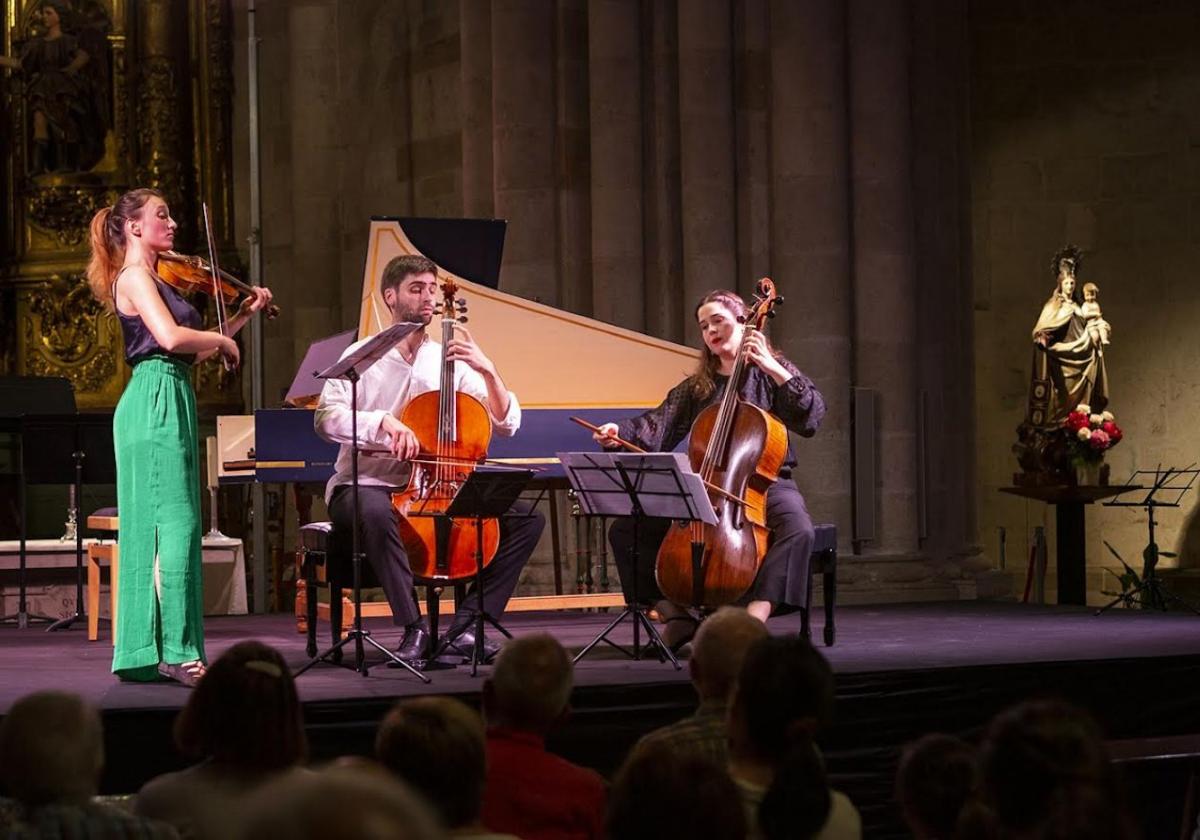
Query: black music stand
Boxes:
[
  {"xmin": 0, "ymin": 414, "xmax": 114, "ymax": 631},
  {"xmin": 563, "ymin": 452, "xmax": 716, "ymax": 669},
  {"xmin": 0, "ymin": 377, "xmax": 76, "ymax": 629},
  {"xmin": 294, "ymin": 321, "xmax": 431, "ymax": 682},
  {"xmin": 424, "ymin": 466, "xmax": 538, "ymax": 676},
  {"xmin": 1095, "ymin": 465, "xmax": 1200, "ymax": 616}
]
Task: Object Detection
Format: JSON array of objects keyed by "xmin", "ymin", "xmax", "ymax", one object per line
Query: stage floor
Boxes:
[
  {"xmin": 4, "ymin": 600, "xmax": 1200, "ymax": 712},
  {"xmin": 3, "ymin": 600, "xmax": 1199, "ymax": 837}
]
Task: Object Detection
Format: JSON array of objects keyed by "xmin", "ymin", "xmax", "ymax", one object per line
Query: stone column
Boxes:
[
  {"xmin": 640, "ymin": 0, "xmax": 684, "ymax": 343},
  {"xmin": 848, "ymin": 0, "xmax": 919, "ymax": 552},
  {"xmin": 287, "ymin": 1, "xmax": 344, "ymax": 355},
  {"xmin": 588, "ymin": 0, "xmax": 643, "ymax": 328},
  {"xmin": 461, "ymin": 0, "xmax": 494, "ymax": 218},
  {"xmin": 491, "ymin": 0, "xmax": 558, "ymax": 305},
  {"xmin": 768, "ymin": 0, "xmax": 854, "ymax": 530},
  {"xmin": 734, "ymin": 0, "xmax": 772, "ymax": 298},
  {"xmin": 137, "ymin": 1, "xmax": 187, "ymax": 204},
  {"xmin": 556, "ymin": 0, "xmax": 591, "ymax": 315},
  {"xmin": 677, "ymin": 0, "xmax": 737, "ymax": 326}
]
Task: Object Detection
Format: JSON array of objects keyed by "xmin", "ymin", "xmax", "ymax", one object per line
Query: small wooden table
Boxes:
[{"xmin": 1000, "ymin": 485, "xmax": 1138, "ymax": 605}]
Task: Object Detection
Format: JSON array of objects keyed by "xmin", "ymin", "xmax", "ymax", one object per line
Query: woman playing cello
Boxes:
[
  {"xmin": 593, "ymin": 289, "xmax": 825, "ymax": 646},
  {"xmin": 87, "ymin": 188, "xmax": 273, "ymax": 686}
]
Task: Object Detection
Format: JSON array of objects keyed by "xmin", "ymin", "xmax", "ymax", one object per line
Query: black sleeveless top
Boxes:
[{"xmin": 113, "ymin": 269, "xmax": 203, "ymax": 365}]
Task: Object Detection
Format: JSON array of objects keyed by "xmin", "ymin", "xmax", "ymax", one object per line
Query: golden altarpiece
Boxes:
[{"xmin": 1, "ymin": 0, "xmax": 241, "ymax": 411}]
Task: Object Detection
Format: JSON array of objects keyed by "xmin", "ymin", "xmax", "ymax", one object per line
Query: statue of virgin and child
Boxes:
[{"xmin": 1015, "ymin": 246, "xmax": 1114, "ymax": 482}]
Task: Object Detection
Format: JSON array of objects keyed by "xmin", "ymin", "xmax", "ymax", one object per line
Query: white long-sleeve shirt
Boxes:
[{"xmin": 313, "ymin": 333, "xmax": 521, "ymax": 503}]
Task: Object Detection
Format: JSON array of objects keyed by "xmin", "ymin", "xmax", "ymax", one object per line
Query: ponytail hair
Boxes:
[
  {"xmin": 758, "ymin": 736, "xmax": 831, "ymax": 840},
  {"xmin": 734, "ymin": 636, "xmax": 837, "ymax": 840},
  {"xmin": 86, "ymin": 188, "xmax": 164, "ymax": 310}
]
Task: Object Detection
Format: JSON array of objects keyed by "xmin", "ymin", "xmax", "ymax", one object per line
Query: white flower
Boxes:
[
  {"xmin": 1102, "ymin": 411, "xmax": 1114, "ymax": 422},
  {"xmin": 1077, "ymin": 404, "xmax": 1091, "ymax": 414},
  {"xmin": 1089, "ymin": 414, "xmax": 1104, "ymax": 427},
  {"xmin": 1077, "ymin": 428, "xmax": 1092, "ymax": 441}
]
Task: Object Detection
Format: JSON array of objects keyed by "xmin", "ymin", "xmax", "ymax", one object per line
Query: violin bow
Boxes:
[
  {"xmin": 568, "ymin": 416, "xmax": 753, "ymax": 510},
  {"xmin": 201, "ymin": 203, "xmax": 233, "ymax": 370}
]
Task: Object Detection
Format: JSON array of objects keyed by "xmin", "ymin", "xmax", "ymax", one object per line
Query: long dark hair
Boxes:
[
  {"xmin": 86, "ymin": 187, "xmax": 163, "ymax": 311},
  {"xmin": 173, "ymin": 641, "xmax": 307, "ymax": 772},
  {"xmin": 690, "ymin": 289, "xmax": 779, "ymax": 400},
  {"xmin": 734, "ymin": 636, "xmax": 836, "ymax": 840}
]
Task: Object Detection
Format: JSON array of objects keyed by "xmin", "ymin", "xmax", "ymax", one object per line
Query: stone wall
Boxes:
[
  {"xmin": 971, "ymin": 0, "xmax": 1200, "ymax": 602},
  {"xmin": 226, "ymin": 0, "xmax": 982, "ymax": 603}
]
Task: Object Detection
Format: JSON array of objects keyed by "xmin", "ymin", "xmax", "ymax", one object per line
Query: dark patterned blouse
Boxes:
[{"xmin": 615, "ymin": 358, "xmax": 825, "ymax": 477}]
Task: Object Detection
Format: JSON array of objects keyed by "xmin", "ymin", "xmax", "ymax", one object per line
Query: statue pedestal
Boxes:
[{"xmin": 999, "ymin": 485, "xmax": 1137, "ymax": 605}]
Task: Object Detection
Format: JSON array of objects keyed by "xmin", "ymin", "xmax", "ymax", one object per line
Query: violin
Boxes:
[
  {"xmin": 157, "ymin": 250, "xmax": 280, "ymax": 320},
  {"xmin": 655, "ymin": 278, "xmax": 787, "ymax": 608},
  {"xmin": 390, "ymin": 276, "xmax": 500, "ymax": 580}
]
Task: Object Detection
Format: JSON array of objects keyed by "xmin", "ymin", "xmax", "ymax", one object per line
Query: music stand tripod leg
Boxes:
[
  {"xmin": 294, "ymin": 372, "xmax": 430, "ymax": 683},
  {"xmin": 1, "ymin": 457, "xmax": 55, "ymax": 628},
  {"xmin": 572, "ymin": 503, "xmax": 679, "ymax": 670},
  {"xmin": 48, "ymin": 448, "xmax": 88, "ymax": 632}
]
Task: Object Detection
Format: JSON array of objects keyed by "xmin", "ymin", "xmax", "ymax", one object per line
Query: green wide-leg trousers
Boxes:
[{"xmin": 111, "ymin": 356, "xmax": 206, "ymax": 680}]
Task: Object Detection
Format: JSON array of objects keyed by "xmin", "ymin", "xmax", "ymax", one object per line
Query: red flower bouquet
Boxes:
[{"xmin": 1061, "ymin": 404, "xmax": 1123, "ymax": 466}]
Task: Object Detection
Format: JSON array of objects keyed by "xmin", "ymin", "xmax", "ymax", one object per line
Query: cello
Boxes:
[
  {"xmin": 390, "ymin": 276, "xmax": 500, "ymax": 580},
  {"xmin": 655, "ymin": 278, "xmax": 787, "ymax": 608}
]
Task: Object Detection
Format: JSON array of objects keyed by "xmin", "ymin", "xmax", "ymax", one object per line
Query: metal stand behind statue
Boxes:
[
  {"xmin": 294, "ymin": 321, "xmax": 431, "ymax": 683},
  {"xmin": 1095, "ymin": 465, "xmax": 1200, "ymax": 617},
  {"xmin": 562, "ymin": 451, "xmax": 717, "ymax": 669},
  {"xmin": 423, "ymin": 467, "xmax": 541, "ymax": 677}
]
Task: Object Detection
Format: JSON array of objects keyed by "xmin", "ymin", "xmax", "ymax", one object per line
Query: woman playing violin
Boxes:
[
  {"xmin": 86, "ymin": 187, "xmax": 273, "ymax": 686},
  {"xmin": 593, "ymin": 289, "xmax": 825, "ymax": 645}
]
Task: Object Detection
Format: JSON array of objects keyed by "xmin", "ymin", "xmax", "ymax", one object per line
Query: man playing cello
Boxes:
[
  {"xmin": 593, "ymin": 289, "xmax": 825, "ymax": 647},
  {"xmin": 315, "ymin": 255, "xmax": 544, "ymax": 667}
]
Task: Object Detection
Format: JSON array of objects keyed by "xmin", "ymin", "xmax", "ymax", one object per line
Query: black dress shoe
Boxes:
[
  {"xmin": 438, "ymin": 622, "xmax": 501, "ymax": 664},
  {"xmin": 389, "ymin": 622, "xmax": 430, "ymax": 667}
]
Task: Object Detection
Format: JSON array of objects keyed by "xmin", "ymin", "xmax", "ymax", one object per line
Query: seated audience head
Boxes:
[
  {"xmin": 973, "ymin": 699, "xmax": 1134, "ymax": 840},
  {"xmin": 376, "ymin": 697, "xmax": 486, "ymax": 830},
  {"xmin": 174, "ymin": 640, "xmax": 306, "ymax": 773},
  {"xmin": 690, "ymin": 606, "xmax": 769, "ymax": 704},
  {"xmin": 894, "ymin": 733, "xmax": 976, "ymax": 840},
  {"xmin": 484, "ymin": 633, "xmax": 572, "ymax": 734},
  {"xmin": 0, "ymin": 691, "xmax": 103, "ymax": 808},
  {"xmin": 237, "ymin": 764, "xmax": 442, "ymax": 840},
  {"xmin": 607, "ymin": 741, "xmax": 746, "ymax": 840},
  {"xmin": 730, "ymin": 636, "xmax": 836, "ymax": 840}
]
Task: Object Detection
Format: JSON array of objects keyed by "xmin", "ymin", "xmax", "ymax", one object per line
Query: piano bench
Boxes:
[
  {"xmin": 799, "ymin": 523, "xmax": 837, "ymax": 647},
  {"xmin": 299, "ymin": 521, "xmax": 460, "ymax": 660},
  {"xmin": 87, "ymin": 508, "xmax": 119, "ymax": 645}
]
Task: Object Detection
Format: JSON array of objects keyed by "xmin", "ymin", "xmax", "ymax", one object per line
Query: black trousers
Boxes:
[
  {"xmin": 608, "ymin": 477, "xmax": 815, "ymax": 609},
  {"xmin": 329, "ymin": 485, "xmax": 545, "ymax": 629}
]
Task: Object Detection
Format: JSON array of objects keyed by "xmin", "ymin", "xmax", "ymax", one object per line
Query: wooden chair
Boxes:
[{"xmin": 85, "ymin": 507, "xmax": 119, "ymax": 644}]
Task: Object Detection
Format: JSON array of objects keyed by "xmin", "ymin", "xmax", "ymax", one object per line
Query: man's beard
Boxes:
[{"xmin": 391, "ymin": 303, "xmax": 433, "ymax": 325}]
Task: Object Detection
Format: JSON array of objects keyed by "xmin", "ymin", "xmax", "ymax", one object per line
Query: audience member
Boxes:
[
  {"xmin": 136, "ymin": 640, "xmax": 309, "ymax": 839},
  {"xmin": 962, "ymin": 699, "xmax": 1136, "ymax": 840},
  {"xmin": 377, "ymin": 696, "xmax": 518, "ymax": 839},
  {"xmin": 480, "ymin": 634, "xmax": 606, "ymax": 840},
  {"xmin": 894, "ymin": 733, "xmax": 975, "ymax": 840},
  {"xmin": 631, "ymin": 606, "xmax": 768, "ymax": 765},
  {"xmin": 0, "ymin": 690, "xmax": 178, "ymax": 838},
  {"xmin": 607, "ymin": 740, "xmax": 747, "ymax": 840},
  {"xmin": 236, "ymin": 764, "xmax": 443, "ymax": 840},
  {"xmin": 728, "ymin": 636, "xmax": 860, "ymax": 840}
]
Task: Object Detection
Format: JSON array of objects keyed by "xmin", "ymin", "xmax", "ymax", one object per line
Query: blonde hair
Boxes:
[{"xmin": 86, "ymin": 187, "xmax": 163, "ymax": 310}]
